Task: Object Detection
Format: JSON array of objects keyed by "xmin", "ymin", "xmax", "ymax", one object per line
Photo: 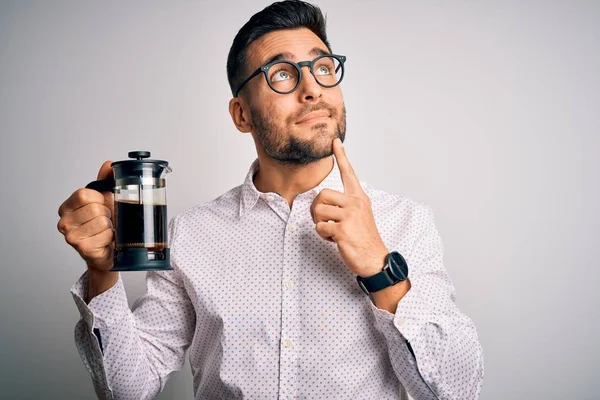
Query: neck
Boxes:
[{"xmin": 253, "ymin": 154, "xmax": 334, "ymax": 208}]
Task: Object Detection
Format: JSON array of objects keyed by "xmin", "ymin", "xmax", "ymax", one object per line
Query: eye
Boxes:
[
  {"xmin": 271, "ymin": 69, "xmax": 293, "ymax": 82},
  {"xmin": 315, "ymin": 65, "xmax": 331, "ymax": 76}
]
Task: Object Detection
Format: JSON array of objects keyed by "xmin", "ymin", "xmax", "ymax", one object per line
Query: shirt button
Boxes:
[
  {"xmin": 265, "ymin": 194, "xmax": 275, "ymax": 202},
  {"xmin": 284, "ymin": 279, "xmax": 295, "ymax": 289},
  {"xmin": 287, "ymin": 224, "xmax": 297, "ymax": 232},
  {"xmin": 283, "ymin": 338, "xmax": 294, "ymax": 349},
  {"xmin": 397, "ymin": 317, "xmax": 407, "ymax": 326}
]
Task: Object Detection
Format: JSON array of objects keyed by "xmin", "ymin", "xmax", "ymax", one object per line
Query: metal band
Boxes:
[{"xmin": 115, "ymin": 177, "xmax": 166, "ymax": 187}]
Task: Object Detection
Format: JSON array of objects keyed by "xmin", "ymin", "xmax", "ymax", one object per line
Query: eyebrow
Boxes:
[{"xmin": 262, "ymin": 47, "xmax": 330, "ymax": 66}]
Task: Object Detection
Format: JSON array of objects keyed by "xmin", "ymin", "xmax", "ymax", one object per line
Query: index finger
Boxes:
[
  {"xmin": 332, "ymin": 138, "xmax": 362, "ymax": 195},
  {"xmin": 58, "ymin": 188, "xmax": 105, "ymax": 217}
]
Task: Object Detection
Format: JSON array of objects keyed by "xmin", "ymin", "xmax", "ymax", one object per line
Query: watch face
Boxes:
[{"xmin": 388, "ymin": 251, "xmax": 408, "ymax": 281}]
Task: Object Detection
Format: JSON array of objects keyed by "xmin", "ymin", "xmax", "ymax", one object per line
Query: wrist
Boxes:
[
  {"xmin": 358, "ymin": 247, "xmax": 389, "ymax": 278},
  {"xmin": 88, "ymin": 269, "xmax": 119, "ymax": 285},
  {"xmin": 86, "ymin": 269, "xmax": 119, "ymax": 303},
  {"xmin": 356, "ymin": 250, "xmax": 409, "ymax": 298},
  {"xmin": 372, "ymin": 279, "xmax": 411, "ymax": 313}
]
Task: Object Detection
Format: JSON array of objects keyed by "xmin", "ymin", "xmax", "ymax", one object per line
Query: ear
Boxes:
[{"xmin": 229, "ymin": 97, "xmax": 253, "ymax": 133}]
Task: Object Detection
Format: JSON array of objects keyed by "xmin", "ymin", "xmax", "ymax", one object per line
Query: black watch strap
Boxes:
[
  {"xmin": 356, "ymin": 251, "xmax": 408, "ymax": 295},
  {"xmin": 357, "ymin": 268, "xmax": 399, "ymax": 294}
]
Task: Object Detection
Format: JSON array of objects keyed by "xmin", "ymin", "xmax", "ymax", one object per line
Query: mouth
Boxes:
[{"xmin": 296, "ymin": 110, "xmax": 330, "ymax": 124}]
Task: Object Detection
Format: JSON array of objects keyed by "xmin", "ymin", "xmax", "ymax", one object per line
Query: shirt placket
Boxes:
[{"xmin": 278, "ymin": 200, "xmax": 303, "ymax": 400}]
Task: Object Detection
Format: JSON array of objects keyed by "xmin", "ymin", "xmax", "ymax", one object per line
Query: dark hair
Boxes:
[{"xmin": 226, "ymin": 0, "xmax": 331, "ymax": 96}]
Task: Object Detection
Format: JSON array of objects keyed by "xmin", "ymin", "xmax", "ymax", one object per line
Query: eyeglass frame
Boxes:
[{"xmin": 234, "ymin": 53, "xmax": 347, "ymax": 97}]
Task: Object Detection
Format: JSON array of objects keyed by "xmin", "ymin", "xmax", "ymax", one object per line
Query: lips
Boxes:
[{"xmin": 296, "ymin": 110, "xmax": 330, "ymax": 124}]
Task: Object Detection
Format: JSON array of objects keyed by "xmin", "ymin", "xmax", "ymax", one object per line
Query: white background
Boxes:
[{"xmin": 0, "ymin": 1, "xmax": 598, "ymax": 399}]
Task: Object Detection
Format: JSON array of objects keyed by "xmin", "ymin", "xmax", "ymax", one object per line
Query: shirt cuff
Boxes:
[
  {"xmin": 369, "ymin": 284, "xmax": 435, "ymax": 343},
  {"xmin": 70, "ymin": 270, "xmax": 130, "ymax": 330}
]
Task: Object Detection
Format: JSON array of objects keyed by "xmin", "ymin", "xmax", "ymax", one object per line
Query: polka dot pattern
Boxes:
[{"xmin": 70, "ymin": 156, "xmax": 484, "ymax": 399}]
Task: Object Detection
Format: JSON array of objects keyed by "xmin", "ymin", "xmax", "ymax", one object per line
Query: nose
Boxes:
[{"xmin": 296, "ymin": 65, "xmax": 323, "ymax": 102}]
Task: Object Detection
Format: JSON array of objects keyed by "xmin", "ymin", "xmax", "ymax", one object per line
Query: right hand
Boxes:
[{"xmin": 57, "ymin": 161, "xmax": 115, "ymax": 274}]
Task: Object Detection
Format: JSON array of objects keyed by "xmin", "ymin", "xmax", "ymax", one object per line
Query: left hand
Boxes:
[{"xmin": 310, "ymin": 138, "xmax": 389, "ymax": 278}]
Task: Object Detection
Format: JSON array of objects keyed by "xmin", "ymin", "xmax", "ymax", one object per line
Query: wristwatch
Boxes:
[{"xmin": 356, "ymin": 250, "xmax": 409, "ymax": 295}]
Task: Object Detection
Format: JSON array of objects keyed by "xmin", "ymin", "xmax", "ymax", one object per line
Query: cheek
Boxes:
[
  {"xmin": 251, "ymin": 89, "xmax": 284, "ymax": 119},
  {"xmin": 329, "ymin": 88, "xmax": 344, "ymax": 108},
  {"xmin": 264, "ymin": 97, "xmax": 296, "ymax": 124},
  {"xmin": 264, "ymin": 101, "xmax": 283, "ymax": 120}
]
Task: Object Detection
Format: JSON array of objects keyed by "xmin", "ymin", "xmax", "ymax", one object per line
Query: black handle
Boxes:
[{"xmin": 85, "ymin": 179, "xmax": 115, "ymax": 193}]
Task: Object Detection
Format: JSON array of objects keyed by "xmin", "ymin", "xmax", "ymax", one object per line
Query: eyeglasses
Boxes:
[{"xmin": 234, "ymin": 53, "xmax": 347, "ymax": 97}]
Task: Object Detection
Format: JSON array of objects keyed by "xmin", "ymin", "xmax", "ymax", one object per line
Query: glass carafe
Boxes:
[{"xmin": 86, "ymin": 151, "xmax": 173, "ymax": 271}]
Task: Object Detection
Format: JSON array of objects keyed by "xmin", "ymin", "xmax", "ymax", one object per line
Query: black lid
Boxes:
[{"xmin": 111, "ymin": 151, "xmax": 170, "ymax": 179}]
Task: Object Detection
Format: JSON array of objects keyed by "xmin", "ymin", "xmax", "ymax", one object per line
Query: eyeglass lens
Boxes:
[{"xmin": 267, "ymin": 56, "xmax": 343, "ymax": 93}]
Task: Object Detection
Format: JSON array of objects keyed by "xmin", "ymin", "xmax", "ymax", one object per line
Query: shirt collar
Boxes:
[{"xmin": 239, "ymin": 156, "xmax": 344, "ymax": 218}]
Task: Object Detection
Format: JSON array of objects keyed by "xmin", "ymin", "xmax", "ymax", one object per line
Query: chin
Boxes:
[{"xmin": 295, "ymin": 122, "xmax": 335, "ymax": 137}]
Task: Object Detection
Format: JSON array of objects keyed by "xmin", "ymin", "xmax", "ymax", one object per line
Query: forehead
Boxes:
[{"xmin": 246, "ymin": 27, "xmax": 330, "ymax": 68}]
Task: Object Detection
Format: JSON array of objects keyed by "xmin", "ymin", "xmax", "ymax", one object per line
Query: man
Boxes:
[{"xmin": 57, "ymin": 1, "xmax": 484, "ymax": 398}]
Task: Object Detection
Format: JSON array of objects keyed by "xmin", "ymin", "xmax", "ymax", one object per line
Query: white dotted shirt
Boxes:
[{"xmin": 71, "ymin": 157, "xmax": 484, "ymax": 399}]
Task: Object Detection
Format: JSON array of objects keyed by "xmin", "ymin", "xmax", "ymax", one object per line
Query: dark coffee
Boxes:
[{"xmin": 115, "ymin": 201, "xmax": 167, "ymax": 250}]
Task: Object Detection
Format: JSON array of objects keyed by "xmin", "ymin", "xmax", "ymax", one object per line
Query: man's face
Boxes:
[{"xmin": 242, "ymin": 28, "xmax": 346, "ymax": 166}]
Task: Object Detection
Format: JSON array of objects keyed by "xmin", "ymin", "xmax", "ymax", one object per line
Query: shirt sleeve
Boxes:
[
  {"xmin": 70, "ymin": 215, "xmax": 196, "ymax": 400},
  {"xmin": 368, "ymin": 205, "xmax": 484, "ymax": 400}
]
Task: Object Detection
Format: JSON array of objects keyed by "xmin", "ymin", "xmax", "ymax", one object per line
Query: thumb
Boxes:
[
  {"xmin": 97, "ymin": 160, "xmax": 114, "ymax": 180},
  {"xmin": 96, "ymin": 160, "xmax": 115, "ymax": 221}
]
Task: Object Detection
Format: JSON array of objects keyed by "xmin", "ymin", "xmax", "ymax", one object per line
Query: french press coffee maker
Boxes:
[{"xmin": 85, "ymin": 151, "xmax": 173, "ymax": 272}]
